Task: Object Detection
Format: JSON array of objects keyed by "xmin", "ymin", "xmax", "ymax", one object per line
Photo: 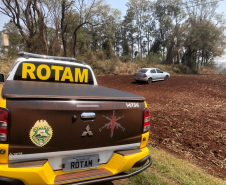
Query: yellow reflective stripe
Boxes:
[
  {"xmin": 144, "ymin": 101, "xmax": 147, "ymax": 108},
  {"xmin": 0, "ymin": 144, "xmax": 8, "ymax": 163},
  {"xmin": 140, "ymin": 132, "xmax": 149, "ymax": 149},
  {"xmin": 0, "ymin": 85, "xmax": 6, "ymax": 108}
]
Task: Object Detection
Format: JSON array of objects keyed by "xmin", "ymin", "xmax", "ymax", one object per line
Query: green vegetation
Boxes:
[
  {"xmin": 0, "ymin": 57, "xmax": 218, "ymax": 78},
  {"xmin": 125, "ymin": 147, "xmax": 226, "ymax": 185}
]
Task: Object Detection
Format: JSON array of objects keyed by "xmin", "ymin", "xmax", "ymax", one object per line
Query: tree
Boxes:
[
  {"xmin": 163, "ymin": 0, "xmax": 185, "ymax": 65},
  {"xmin": 0, "ymin": 0, "xmax": 48, "ymax": 54},
  {"xmin": 71, "ymin": 0, "xmax": 106, "ymax": 57},
  {"xmin": 123, "ymin": 8, "xmax": 137, "ymax": 60},
  {"xmin": 1, "ymin": 21, "xmax": 23, "ymax": 56},
  {"xmin": 151, "ymin": 0, "xmax": 185, "ymax": 64},
  {"xmin": 86, "ymin": 6, "xmax": 121, "ymax": 55},
  {"xmin": 44, "ymin": 0, "xmax": 62, "ymax": 55},
  {"xmin": 60, "ymin": 0, "xmax": 75, "ymax": 56},
  {"xmin": 183, "ymin": 19, "xmax": 226, "ymax": 69},
  {"xmin": 182, "ymin": 0, "xmax": 226, "ymax": 70},
  {"xmin": 126, "ymin": 0, "xmax": 151, "ymax": 58}
]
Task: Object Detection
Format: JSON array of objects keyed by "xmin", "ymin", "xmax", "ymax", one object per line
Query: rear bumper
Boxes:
[
  {"xmin": 134, "ymin": 77, "xmax": 148, "ymax": 81},
  {"xmin": 71, "ymin": 156, "xmax": 152, "ymax": 185},
  {"xmin": 0, "ymin": 147, "xmax": 150, "ymax": 185}
]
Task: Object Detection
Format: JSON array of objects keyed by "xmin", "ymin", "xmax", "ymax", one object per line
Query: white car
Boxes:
[{"xmin": 134, "ymin": 68, "xmax": 170, "ymax": 84}]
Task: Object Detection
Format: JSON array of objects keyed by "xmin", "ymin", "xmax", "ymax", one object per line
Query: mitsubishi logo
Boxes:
[
  {"xmin": 99, "ymin": 110, "xmax": 125, "ymax": 138},
  {"xmin": 81, "ymin": 125, "xmax": 93, "ymax": 137}
]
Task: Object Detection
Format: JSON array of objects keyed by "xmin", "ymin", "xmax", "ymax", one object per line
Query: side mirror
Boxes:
[{"xmin": 0, "ymin": 74, "xmax": 4, "ymax": 82}]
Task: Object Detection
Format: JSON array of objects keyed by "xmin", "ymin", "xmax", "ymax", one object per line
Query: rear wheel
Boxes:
[
  {"xmin": 147, "ymin": 78, "xmax": 152, "ymax": 84},
  {"xmin": 164, "ymin": 75, "xmax": 169, "ymax": 81}
]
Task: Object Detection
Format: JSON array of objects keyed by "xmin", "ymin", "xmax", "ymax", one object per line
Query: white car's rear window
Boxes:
[{"xmin": 138, "ymin": 69, "xmax": 148, "ymax": 73}]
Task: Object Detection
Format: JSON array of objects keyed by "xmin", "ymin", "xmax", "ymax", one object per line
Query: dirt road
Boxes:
[{"xmin": 97, "ymin": 74, "xmax": 226, "ymax": 178}]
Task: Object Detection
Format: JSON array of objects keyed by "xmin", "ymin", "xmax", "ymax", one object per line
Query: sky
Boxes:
[
  {"xmin": 107, "ymin": 0, "xmax": 128, "ymax": 15},
  {"xmin": 107, "ymin": 0, "xmax": 226, "ymax": 17},
  {"xmin": 0, "ymin": 0, "xmax": 226, "ymax": 62}
]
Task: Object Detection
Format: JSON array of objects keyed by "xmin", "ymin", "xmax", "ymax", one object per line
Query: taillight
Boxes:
[
  {"xmin": 143, "ymin": 108, "xmax": 150, "ymax": 132},
  {"xmin": 0, "ymin": 108, "xmax": 8, "ymax": 141},
  {"xmin": 143, "ymin": 74, "xmax": 147, "ymax": 77}
]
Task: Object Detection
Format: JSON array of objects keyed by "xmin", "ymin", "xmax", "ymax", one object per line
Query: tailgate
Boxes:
[
  {"xmin": 6, "ymin": 99, "xmax": 146, "ymax": 170},
  {"xmin": 7, "ymin": 99, "xmax": 145, "ymax": 153}
]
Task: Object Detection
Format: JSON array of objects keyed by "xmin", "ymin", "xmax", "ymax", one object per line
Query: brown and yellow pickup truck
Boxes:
[{"xmin": 0, "ymin": 52, "xmax": 152, "ymax": 185}]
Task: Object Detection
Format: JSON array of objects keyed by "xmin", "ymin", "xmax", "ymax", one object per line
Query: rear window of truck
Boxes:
[{"xmin": 14, "ymin": 62, "xmax": 94, "ymax": 85}]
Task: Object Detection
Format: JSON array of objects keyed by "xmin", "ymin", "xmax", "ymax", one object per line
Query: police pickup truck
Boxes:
[{"xmin": 0, "ymin": 52, "xmax": 152, "ymax": 185}]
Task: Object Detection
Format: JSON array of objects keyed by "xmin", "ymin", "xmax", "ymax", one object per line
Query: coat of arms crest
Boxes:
[{"xmin": 29, "ymin": 120, "xmax": 53, "ymax": 147}]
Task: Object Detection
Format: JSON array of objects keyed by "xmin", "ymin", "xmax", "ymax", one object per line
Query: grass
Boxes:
[{"xmin": 125, "ymin": 147, "xmax": 226, "ymax": 185}]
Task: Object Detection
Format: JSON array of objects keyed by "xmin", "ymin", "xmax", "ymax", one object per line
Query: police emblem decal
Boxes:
[
  {"xmin": 29, "ymin": 120, "xmax": 53, "ymax": 147},
  {"xmin": 99, "ymin": 110, "xmax": 125, "ymax": 138}
]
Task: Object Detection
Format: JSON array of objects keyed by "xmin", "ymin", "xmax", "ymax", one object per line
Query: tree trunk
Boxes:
[
  {"xmin": 72, "ymin": 31, "xmax": 77, "ymax": 57},
  {"xmin": 165, "ymin": 39, "xmax": 174, "ymax": 65},
  {"xmin": 131, "ymin": 37, "xmax": 134, "ymax": 61},
  {"xmin": 176, "ymin": 50, "xmax": 180, "ymax": 64},
  {"xmin": 61, "ymin": 0, "xmax": 67, "ymax": 57},
  {"xmin": 72, "ymin": 23, "xmax": 87, "ymax": 57}
]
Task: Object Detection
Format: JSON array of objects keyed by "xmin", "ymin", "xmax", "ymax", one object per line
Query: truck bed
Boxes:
[{"xmin": 2, "ymin": 80, "xmax": 145, "ymax": 101}]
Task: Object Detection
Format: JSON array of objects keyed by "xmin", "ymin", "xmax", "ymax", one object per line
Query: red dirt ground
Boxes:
[{"xmin": 96, "ymin": 74, "xmax": 226, "ymax": 179}]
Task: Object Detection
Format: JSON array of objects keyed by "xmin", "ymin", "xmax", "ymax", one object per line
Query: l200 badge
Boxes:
[
  {"xmin": 29, "ymin": 120, "xmax": 53, "ymax": 147},
  {"xmin": 99, "ymin": 110, "xmax": 125, "ymax": 138}
]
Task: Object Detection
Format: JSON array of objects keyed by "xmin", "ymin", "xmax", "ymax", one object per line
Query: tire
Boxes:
[
  {"xmin": 164, "ymin": 75, "xmax": 169, "ymax": 81},
  {"xmin": 147, "ymin": 78, "xmax": 152, "ymax": 84}
]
